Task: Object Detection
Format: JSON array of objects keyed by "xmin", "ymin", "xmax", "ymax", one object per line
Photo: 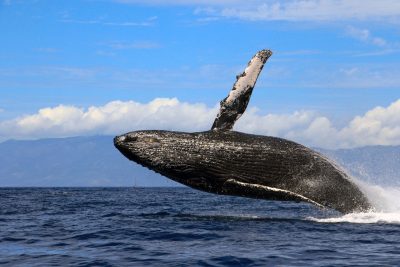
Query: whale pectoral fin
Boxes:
[
  {"xmin": 221, "ymin": 179, "xmax": 326, "ymax": 209},
  {"xmin": 211, "ymin": 49, "xmax": 273, "ymax": 131}
]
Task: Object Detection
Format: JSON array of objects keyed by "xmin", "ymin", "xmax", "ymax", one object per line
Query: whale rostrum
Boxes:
[{"xmin": 114, "ymin": 49, "xmax": 372, "ymax": 213}]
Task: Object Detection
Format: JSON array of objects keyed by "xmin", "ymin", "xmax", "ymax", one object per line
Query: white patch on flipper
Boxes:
[
  {"xmin": 211, "ymin": 49, "xmax": 272, "ymax": 131},
  {"xmin": 225, "ymin": 179, "xmax": 326, "ymax": 209},
  {"xmin": 225, "ymin": 52, "xmax": 266, "ymax": 105}
]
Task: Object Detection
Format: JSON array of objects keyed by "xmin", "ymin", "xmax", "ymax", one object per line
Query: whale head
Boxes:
[{"xmin": 114, "ymin": 130, "xmax": 233, "ymax": 192}]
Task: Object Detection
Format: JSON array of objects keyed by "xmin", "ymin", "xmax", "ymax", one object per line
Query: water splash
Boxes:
[
  {"xmin": 310, "ymin": 179, "xmax": 400, "ymax": 224},
  {"xmin": 358, "ymin": 180, "xmax": 400, "ymax": 212}
]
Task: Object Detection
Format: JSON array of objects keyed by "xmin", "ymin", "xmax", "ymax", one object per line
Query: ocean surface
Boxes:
[{"xmin": 1, "ymin": 187, "xmax": 400, "ymax": 266}]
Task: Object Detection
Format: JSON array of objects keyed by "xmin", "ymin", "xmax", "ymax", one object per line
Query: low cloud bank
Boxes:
[{"xmin": 1, "ymin": 98, "xmax": 400, "ymax": 149}]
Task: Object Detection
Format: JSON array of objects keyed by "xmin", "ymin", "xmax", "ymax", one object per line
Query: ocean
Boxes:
[{"xmin": 1, "ymin": 187, "xmax": 400, "ymax": 266}]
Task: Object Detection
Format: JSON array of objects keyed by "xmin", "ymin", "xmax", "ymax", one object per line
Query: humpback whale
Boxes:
[{"xmin": 114, "ymin": 49, "xmax": 372, "ymax": 213}]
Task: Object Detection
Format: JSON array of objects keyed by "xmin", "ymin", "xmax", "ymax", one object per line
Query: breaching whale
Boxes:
[{"xmin": 114, "ymin": 49, "xmax": 372, "ymax": 213}]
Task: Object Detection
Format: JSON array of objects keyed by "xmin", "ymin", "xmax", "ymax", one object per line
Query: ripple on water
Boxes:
[{"xmin": 1, "ymin": 188, "xmax": 400, "ymax": 266}]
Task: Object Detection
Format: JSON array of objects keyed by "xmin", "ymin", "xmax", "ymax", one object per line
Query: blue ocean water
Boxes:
[{"xmin": 1, "ymin": 187, "xmax": 400, "ymax": 266}]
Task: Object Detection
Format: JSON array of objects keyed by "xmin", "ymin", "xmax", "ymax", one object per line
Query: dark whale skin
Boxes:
[{"xmin": 114, "ymin": 130, "xmax": 372, "ymax": 213}]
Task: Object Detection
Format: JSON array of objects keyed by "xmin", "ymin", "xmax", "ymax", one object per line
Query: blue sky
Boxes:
[{"xmin": 1, "ymin": 0, "xmax": 400, "ymax": 148}]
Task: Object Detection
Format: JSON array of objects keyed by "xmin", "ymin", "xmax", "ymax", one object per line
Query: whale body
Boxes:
[{"xmin": 114, "ymin": 49, "xmax": 372, "ymax": 213}]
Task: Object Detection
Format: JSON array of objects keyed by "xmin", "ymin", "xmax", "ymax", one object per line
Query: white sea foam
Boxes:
[
  {"xmin": 310, "ymin": 212, "xmax": 400, "ymax": 224},
  {"xmin": 310, "ymin": 179, "xmax": 400, "ymax": 224}
]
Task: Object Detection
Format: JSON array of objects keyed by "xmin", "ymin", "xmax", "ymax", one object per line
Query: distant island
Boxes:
[{"xmin": 0, "ymin": 136, "xmax": 399, "ymax": 187}]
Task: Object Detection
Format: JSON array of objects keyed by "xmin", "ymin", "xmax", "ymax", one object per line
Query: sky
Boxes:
[{"xmin": 1, "ymin": 0, "xmax": 400, "ymax": 149}]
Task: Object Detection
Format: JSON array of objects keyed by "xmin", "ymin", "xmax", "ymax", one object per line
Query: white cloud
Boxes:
[
  {"xmin": 339, "ymin": 100, "xmax": 400, "ymax": 147},
  {"xmin": 1, "ymin": 98, "xmax": 400, "ymax": 149},
  {"xmin": 0, "ymin": 98, "xmax": 218, "ymax": 140},
  {"xmin": 340, "ymin": 67, "xmax": 359, "ymax": 76},
  {"xmin": 116, "ymin": 0, "xmax": 251, "ymax": 6},
  {"xmin": 220, "ymin": 1, "xmax": 400, "ymax": 21},
  {"xmin": 291, "ymin": 64, "xmax": 400, "ymax": 89},
  {"xmin": 1, "ymin": 61, "xmax": 400, "ymax": 92},
  {"xmin": 116, "ymin": 0, "xmax": 400, "ymax": 22},
  {"xmin": 282, "ymin": 99, "xmax": 400, "ymax": 148},
  {"xmin": 346, "ymin": 26, "xmax": 388, "ymax": 47},
  {"xmin": 60, "ymin": 16, "xmax": 156, "ymax": 27}
]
